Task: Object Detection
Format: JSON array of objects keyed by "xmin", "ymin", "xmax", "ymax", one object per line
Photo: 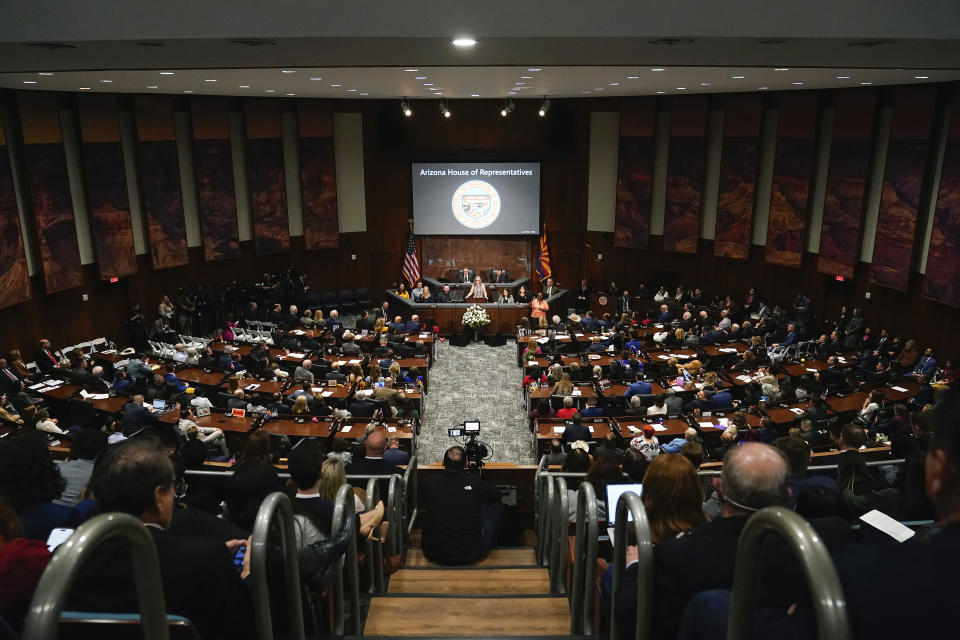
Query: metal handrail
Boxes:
[
  {"xmin": 570, "ymin": 482, "xmax": 599, "ymax": 636},
  {"xmin": 364, "ymin": 478, "xmax": 385, "ymax": 593},
  {"xmin": 697, "ymin": 458, "xmax": 907, "ymax": 477},
  {"xmin": 23, "ymin": 513, "xmax": 170, "ymax": 640},
  {"xmin": 250, "ymin": 492, "xmax": 304, "ymax": 640},
  {"xmin": 345, "ymin": 472, "xmax": 405, "ymax": 556},
  {"xmin": 550, "ymin": 476, "xmax": 569, "ymax": 595},
  {"xmin": 539, "ymin": 472, "xmax": 555, "ymax": 568},
  {"xmin": 610, "ymin": 492, "xmax": 654, "ymax": 640},
  {"xmin": 534, "ymin": 455, "xmax": 549, "ymax": 565},
  {"xmin": 404, "ymin": 455, "xmax": 419, "ymax": 538},
  {"xmin": 331, "ymin": 484, "xmax": 361, "ymax": 636},
  {"xmin": 728, "ymin": 507, "xmax": 851, "ymax": 640}
]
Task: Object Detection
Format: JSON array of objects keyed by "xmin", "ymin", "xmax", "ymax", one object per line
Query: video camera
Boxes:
[{"xmin": 447, "ymin": 420, "xmax": 490, "ymax": 472}]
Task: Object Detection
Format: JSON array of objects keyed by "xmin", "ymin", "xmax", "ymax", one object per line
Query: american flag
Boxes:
[{"xmin": 402, "ymin": 220, "xmax": 421, "ymax": 286}]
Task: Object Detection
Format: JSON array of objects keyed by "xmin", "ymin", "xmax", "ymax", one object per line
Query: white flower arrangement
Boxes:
[{"xmin": 462, "ymin": 304, "xmax": 491, "ymax": 329}]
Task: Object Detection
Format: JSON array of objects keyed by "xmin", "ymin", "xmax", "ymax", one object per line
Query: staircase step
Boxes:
[
  {"xmin": 364, "ymin": 596, "xmax": 570, "ymax": 636},
  {"xmin": 388, "ymin": 568, "xmax": 550, "ymax": 595},
  {"xmin": 405, "ymin": 548, "xmax": 537, "ymax": 568}
]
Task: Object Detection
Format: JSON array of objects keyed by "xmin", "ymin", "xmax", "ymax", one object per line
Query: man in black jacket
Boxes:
[
  {"xmin": 122, "ymin": 394, "xmax": 160, "ymax": 434},
  {"xmin": 613, "ymin": 442, "xmax": 852, "ymax": 640},
  {"xmin": 67, "ymin": 437, "xmax": 254, "ymax": 640},
  {"xmin": 421, "ymin": 446, "xmax": 503, "ymax": 565}
]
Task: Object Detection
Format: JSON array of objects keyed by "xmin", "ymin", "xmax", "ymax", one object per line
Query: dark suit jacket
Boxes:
[
  {"xmin": 121, "ymin": 402, "xmax": 158, "ymax": 432},
  {"xmin": 36, "ymin": 347, "xmax": 61, "ymax": 374},
  {"xmin": 562, "ymin": 423, "xmax": 592, "ymax": 445},
  {"xmin": 456, "ymin": 271, "xmax": 473, "ymax": 283},
  {"xmin": 421, "ymin": 470, "xmax": 501, "ymax": 565},
  {"xmin": 68, "ymin": 527, "xmax": 254, "ymax": 640},
  {"xmin": 356, "ymin": 317, "xmax": 375, "ymax": 331},
  {"xmin": 614, "ymin": 515, "xmax": 852, "ymax": 640}
]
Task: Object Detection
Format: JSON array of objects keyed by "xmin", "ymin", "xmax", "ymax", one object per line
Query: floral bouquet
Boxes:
[{"xmin": 462, "ymin": 305, "xmax": 491, "ymax": 329}]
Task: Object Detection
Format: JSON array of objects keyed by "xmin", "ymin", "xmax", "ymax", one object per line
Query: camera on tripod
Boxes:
[{"xmin": 448, "ymin": 420, "xmax": 489, "ymax": 471}]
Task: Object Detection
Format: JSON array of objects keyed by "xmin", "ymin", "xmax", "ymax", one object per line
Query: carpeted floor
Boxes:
[{"xmin": 417, "ymin": 339, "xmax": 536, "ymax": 466}]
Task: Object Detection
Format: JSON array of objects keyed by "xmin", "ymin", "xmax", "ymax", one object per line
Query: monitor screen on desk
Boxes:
[
  {"xmin": 606, "ymin": 483, "xmax": 643, "ymax": 526},
  {"xmin": 464, "ymin": 420, "xmax": 480, "ymax": 433},
  {"xmin": 412, "ymin": 163, "xmax": 540, "ymax": 235}
]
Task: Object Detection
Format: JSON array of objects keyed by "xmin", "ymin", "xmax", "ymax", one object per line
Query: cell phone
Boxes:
[
  {"xmin": 47, "ymin": 527, "xmax": 74, "ymax": 552},
  {"xmin": 233, "ymin": 545, "xmax": 246, "ymax": 572}
]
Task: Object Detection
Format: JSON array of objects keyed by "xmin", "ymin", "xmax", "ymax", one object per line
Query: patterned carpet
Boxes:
[{"xmin": 417, "ymin": 339, "xmax": 536, "ymax": 466}]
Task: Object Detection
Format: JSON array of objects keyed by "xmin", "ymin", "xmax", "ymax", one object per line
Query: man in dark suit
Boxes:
[
  {"xmin": 226, "ymin": 390, "xmax": 248, "ymax": 412},
  {"xmin": 617, "ymin": 290, "xmax": 632, "ymax": 315},
  {"xmin": 121, "ymin": 395, "xmax": 160, "ymax": 434},
  {"xmin": 456, "ymin": 267, "xmax": 473, "ymax": 283},
  {"xmin": 0, "ymin": 359, "xmax": 24, "ymax": 394},
  {"xmin": 35, "ymin": 338, "xmax": 63, "ymax": 375},
  {"xmin": 816, "ymin": 356, "xmax": 845, "ymax": 391},
  {"xmin": 340, "ymin": 332, "xmax": 362, "ymax": 355},
  {"xmin": 421, "ymin": 445, "xmax": 503, "ymax": 565},
  {"xmin": 575, "ymin": 278, "xmax": 590, "ymax": 314},
  {"xmin": 68, "ymin": 437, "xmax": 254, "ymax": 640},
  {"xmin": 355, "ymin": 309, "xmax": 374, "ymax": 332},
  {"xmin": 542, "ymin": 277, "xmax": 558, "ymax": 298},
  {"xmin": 374, "ymin": 301, "xmax": 390, "ymax": 321},
  {"xmin": 614, "ymin": 443, "xmax": 852, "ymax": 640},
  {"xmin": 325, "ymin": 310, "xmax": 342, "ymax": 329},
  {"xmin": 656, "ymin": 304, "xmax": 673, "ymax": 324},
  {"xmin": 581, "ymin": 311, "xmax": 600, "ymax": 332},
  {"xmin": 346, "ymin": 431, "xmax": 402, "ymax": 497},
  {"xmin": 623, "ymin": 379, "xmax": 652, "ymax": 401},
  {"xmin": 348, "ymin": 396, "xmax": 378, "ymax": 417},
  {"xmin": 561, "ymin": 413, "xmax": 591, "ymax": 446},
  {"xmin": 492, "ymin": 269, "xmax": 509, "ymax": 283},
  {"xmin": 404, "ymin": 315, "xmax": 422, "ymax": 333},
  {"xmin": 436, "ymin": 284, "xmax": 454, "ymax": 303},
  {"xmin": 382, "ymin": 437, "xmax": 411, "ymax": 466}
]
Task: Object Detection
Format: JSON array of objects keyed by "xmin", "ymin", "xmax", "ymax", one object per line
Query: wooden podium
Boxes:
[{"xmin": 465, "ymin": 297, "xmax": 488, "ymax": 304}]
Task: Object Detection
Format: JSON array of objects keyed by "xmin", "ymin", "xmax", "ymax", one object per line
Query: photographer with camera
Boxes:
[{"xmin": 421, "ymin": 445, "xmax": 503, "ymax": 566}]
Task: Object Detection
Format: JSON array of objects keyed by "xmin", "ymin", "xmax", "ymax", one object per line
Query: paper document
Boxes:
[
  {"xmin": 653, "ymin": 425, "xmax": 667, "ymax": 432},
  {"xmin": 553, "ymin": 426, "xmax": 565, "ymax": 434},
  {"xmin": 805, "ymin": 367, "xmax": 818, "ymax": 373},
  {"xmin": 29, "ymin": 382, "xmax": 48, "ymax": 390},
  {"xmin": 736, "ymin": 375, "xmax": 752, "ymax": 382},
  {"xmin": 675, "ymin": 354, "xmax": 691, "ymax": 359},
  {"xmin": 311, "ymin": 387, "xmax": 324, "ymax": 393},
  {"xmin": 859, "ymin": 509, "xmax": 915, "ymax": 543},
  {"xmin": 890, "ymin": 385, "xmax": 908, "ymax": 393},
  {"xmin": 572, "ymin": 389, "xmax": 581, "ymax": 396},
  {"xmin": 348, "ymin": 359, "xmax": 362, "ymax": 364},
  {"xmin": 387, "ymin": 426, "xmax": 397, "ymax": 432},
  {"xmin": 286, "ymin": 353, "xmax": 305, "ymax": 359},
  {"xmin": 292, "ymin": 330, "xmax": 305, "ymax": 336},
  {"xmin": 587, "ymin": 426, "xmax": 594, "ymax": 433},
  {"xmin": 537, "ymin": 337, "xmax": 550, "ymax": 344},
  {"xmin": 419, "ymin": 333, "xmax": 430, "ymax": 339},
  {"xmin": 320, "ymin": 391, "xmax": 334, "ymax": 398},
  {"xmin": 575, "ymin": 333, "xmax": 584, "ymax": 337},
  {"xmin": 790, "ymin": 408, "xmax": 805, "ymax": 415},
  {"xmin": 657, "ymin": 355, "xmax": 670, "ymax": 360},
  {"xmin": 699, "ymin": 422, "xmax": 718, "ymax": 430},
  {"xmin": 719, "ymin": 347, "xmax": 738, "ymax": 353}
]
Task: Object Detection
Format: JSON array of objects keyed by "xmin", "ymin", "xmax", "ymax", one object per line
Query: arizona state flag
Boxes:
[{"xmin": 536, "ymin": 223, "xmax": 552, "ymax": 283}]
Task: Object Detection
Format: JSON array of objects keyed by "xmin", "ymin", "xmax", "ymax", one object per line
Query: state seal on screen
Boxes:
[{"xmin": 451, "ymin": 180, "xmax": 501, "ymax": 229}]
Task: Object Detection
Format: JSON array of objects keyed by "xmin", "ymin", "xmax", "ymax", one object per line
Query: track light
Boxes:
[
  {"xmin": 401, "ymin": 99, "xmax": 412, "ymax": 117},
  {"xmin": 500, "ymin": 98, "xmax": 515, "ymax": 117},
  {"xmin": 538, "ymin": 97, "xmax": 551, "ymax": 117},
  {"xmin": 438, "ymin": 100, "xmax": 451, "ymax": 118}
]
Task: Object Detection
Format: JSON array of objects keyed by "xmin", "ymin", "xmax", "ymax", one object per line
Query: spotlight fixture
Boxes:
[
  {"xmin": 500, "ymin": 98, "xmax": 516, "ymax": 117},
  {"xmin": 538, "ymin": 97, "xmax": 551, "ymax": 117},
  {"xmin": 439, "ymin": 100, "xmax": 451, "ymax": 118},
  {"xmin": 452, "ymin": 37, "xmax": 477, "ymax": 47},
  {"xmin": 401, "ymin": 99, "xmax": 412, "ymax": 117}
]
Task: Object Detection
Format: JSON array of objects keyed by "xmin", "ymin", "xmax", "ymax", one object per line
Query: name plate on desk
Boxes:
[{"xmin": 231, "ymin": 408, "xmax": 246, "ymax": 418}]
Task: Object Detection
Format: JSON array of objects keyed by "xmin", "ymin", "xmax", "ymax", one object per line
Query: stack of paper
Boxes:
[
  {"xmin": 653, "ymin": 425, "xmax": 667, "ymax": 432},
  {"xmin": 553, "ymin": 426, "xmax": 565, "ymax": 434},
  {"xmin": 736, "ymin": 375, "xmax": 753, "ymax": 382},
  {"xmin": 699, "ymin": 421, "xmax": 717, "ymax": 430},
  {"xmin": 320, "ymin": 391, "xmax": 334, "ymax": 398},
  {"xmin": 286, "ymin": 352, "xmax": 306, "ymax": 359},
  {"xmin": 890, "ymin": 385, "xmax": 908, "ymax": 393}
]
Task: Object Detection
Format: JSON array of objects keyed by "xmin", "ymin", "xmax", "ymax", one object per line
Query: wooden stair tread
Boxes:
[
  {"xmin": 388, "ymin": 568, "xmax": 550, "ymax": 595},
  {"xmin": 364, "ymin": 596, "xmax": 569, "ymax": 636},
  {"xmin": 405, "ymin": 548, "xmax": 537, "ymax": 567}
]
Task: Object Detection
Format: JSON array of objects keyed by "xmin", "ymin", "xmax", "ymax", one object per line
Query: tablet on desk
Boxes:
[
  {"xmin": 152, "ymin": 399, "xmax": 166, "ymax": 410},
  {"xmin": 606, "ymin": 483, "xmax": 644, "ymax": 526}
]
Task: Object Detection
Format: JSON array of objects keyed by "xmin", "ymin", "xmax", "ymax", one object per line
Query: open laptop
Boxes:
[
  {"xmin": 606, "ymin": 483, "xmax": 643, "ymax": 526},
  {"xmin": 152, "ymin": 399, "xmax": 167, "ymax": 410}
]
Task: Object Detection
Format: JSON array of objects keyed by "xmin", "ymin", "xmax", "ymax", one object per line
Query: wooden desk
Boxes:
[
  {"xmin": 616, "ymin": 417, "xmax": 700, "ymax": 439},
  {"xmin": 41, "ymin": 383, "xmax": 178, "ymax": 424}
]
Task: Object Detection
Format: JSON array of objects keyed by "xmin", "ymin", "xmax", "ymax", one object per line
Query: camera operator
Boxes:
[{"xmin": 421, "ymin": 446, "xmax": 504, "ymax": 566}]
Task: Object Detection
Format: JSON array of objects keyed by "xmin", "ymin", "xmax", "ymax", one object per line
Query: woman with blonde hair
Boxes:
[
  {"xmin": 388, "ymin": 362, "xmax": 402, "ymax": 381},
  {"xmin": 291, "ymin": 395, "xmax": 309, "ymax": 415},
  {"xmin": 641, "ymin": 454, "xmax": 708, "ymax": 542},
  {"xmin": 318, "ymin": 458, "xmax": 366, "ymax": 513},
  {"xmin": 373, "ymin": 317, "xmax": 387, "ymax": 334},
  {"xmin": 552, "ymin": 372, "xmax": 574, "ymax": 396}
]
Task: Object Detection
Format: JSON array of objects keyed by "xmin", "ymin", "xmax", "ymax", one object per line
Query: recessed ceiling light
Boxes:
[
  {"xmin": 147, "ymin": 85, "xmax": 158, "ymax": 89},
  {"xmin": 360, "ymin": 92, "xmax": 369, "ymax": 96},
  {"xmin": 915, "ymin": 75, "xmax": 929, "ymax": 79},
  {"xmin": 184, "ymin": 90, "xmax": 193, "ymax": 93},
  {"xmin": 309, "ymin": 77, "xmax": 322, "ymax": 81},
  {"xmin": 627, "ymin": 76, "xmax": 639, "ymax": 79},
  {"xmin": 582, "ymin": 90, "xmax": 592, "ymax": 94},
  {"xmin": 100, "ymin": 79, "xmax": 112, "ymax": 83},
  {"xmin": 609, "ymin": 82, "xmax": 620, "ymax": 86},
  {"xmin": 159, "ymin": 71, "xmax": 175, "ymax": 75},
  {"xmin": 521, "ymin": 76, "xmax": 533, "ymax": 79},
  {"xmin": 404, "ymin": 68, "xmax": 418, "ymax": 72},
  {"xmin": 836, "ymin": 75, "xmax": 851, "ymax": 79},
  {"xmin": 515, "ymin": 82, "xmax": 526, "ymax": 85},
  {"xmin": 594, "ymin": 87, "xmax": 604, "ymax": 91},
  {"xmin": 732, "ymin": 75, "xmax": 745, "ymax": 79},
  {"xmin": 452, "ymin": 37, "xmax": 477, "ymax": 47},
  {"xmin": 265, "ymin": 89, "xmax": 275, "ymax": 93},
  {"xmin": 37, "ymin": 72, "xmax": 53, "ymax": 76},
  {"xmin": 758, "ymin": 86, "xmax": 768, "ymax": 90},
  {"xmin": 515, "ymin": 86, "xmax": 533, "ymax": 90},
  {"xmin": 204, "ymin": 79, "xmax": 217, "ymax": 82},
  {"xmin": 509, "ymin": 91, "xmax": 517, "ymax": 95},
  {"xmin": 415, "ymin": 76, "xmax": 427, "ymax": 80},
  {"xmin": 423, "ymin": 83, "xmax": 434, "ymax": 86},
  {"xmin": 471, "ymin": 93, "xmax": 479, "ymax": 97},
  {"xmin": 434, "ymin": 92, "xmax": 443, "ymax": 95},
  {"xmin": 347, "ymin": 89, "xmax": 357, "ymax": 92},
  {"xmin": 676, "ymin": 87, "xmax": 686, "ymax": 90},
  {"xmin": 22, "ymin": 80, "xmax": 37, "ymax": 84},
  {"xmin": 281, "ymin": 69, "xmax": 295, "ymax": 74},
  {"xmin": 286, "ymin": 93, "xmax": 295, "ymax": 96},
  {"xmin": 330, "ymin": 84, "xmax": 341, "ymax": 87},
  {"xmin": 79, "ymin": 87, "xmax": 91, "ymax": 90},
  {"xmin": 792, "ymin": 82, "xmax": 804, "ymax": 85},
  {"xmin": 860, "ymin": 81, "xmax": 872, "ymax": 85},
  {"xmin": 651, "ymin": 68, "xmax": 666, "ymax": 72},
  {"xmin": 774, "ymin": 68, "xmax": 790, "ymax": 71},
  {"xmin": 239, "ymin": 85, "xmax": 250, "ymax": 88},
  {"xmin": 528, "ymin": 68, "xmax": 542, "ymax": 72},
  {"xmin": 700, "ymin": 82, "xmax": 711, "ymax": 86},
  {"xmin": 656, "ymin": 90, "xmax": 666, "ymax": 94}
]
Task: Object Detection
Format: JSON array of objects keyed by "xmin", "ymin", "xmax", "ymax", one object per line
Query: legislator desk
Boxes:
[
  {"xmin": 534, "ymin": 417, "xmax": 614, "ymax": 456},
  {"xmin": 387, "ymin": 287, "xmax": 566, "ymax": 335},
  {"xmin": 616, "ymin": 417, "xmax": 704, "ymax": 439},
  {"xmin": 40, "ymin": 382, "xmax": 178, "ymax": 425}
]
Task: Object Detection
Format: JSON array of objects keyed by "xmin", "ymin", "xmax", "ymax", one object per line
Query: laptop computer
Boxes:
[
  {"xmin": 152, "ymin": 399, "xmax": 166, "ymax": 410},
  {"xmin": 606, "ymin": 483, "xmax": 643, "ymax": 526}
]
